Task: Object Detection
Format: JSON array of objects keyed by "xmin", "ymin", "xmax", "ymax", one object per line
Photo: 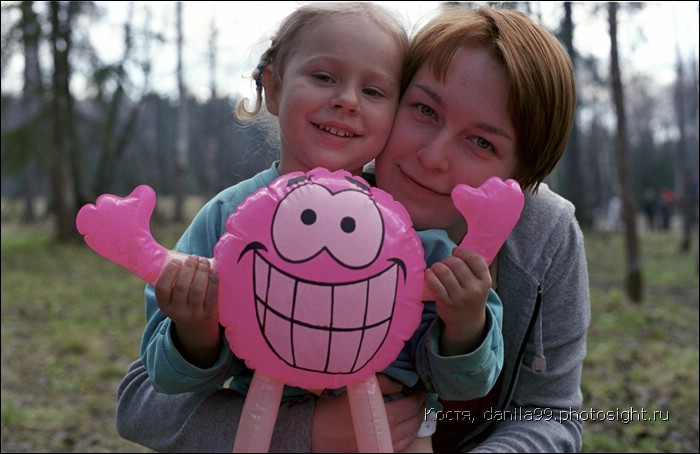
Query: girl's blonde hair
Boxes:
[{"xmin": 235, "ymin": 2, "xmax": 409, "ymax": 122}]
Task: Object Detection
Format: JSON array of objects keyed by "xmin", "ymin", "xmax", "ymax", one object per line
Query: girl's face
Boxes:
[
  {"xmin": 375, "ymin": 46, "xmax": 519, "ymax": 241},
  {"xmin": 269, "ymin": 15, "xmax": 403, "ymax": 176}
]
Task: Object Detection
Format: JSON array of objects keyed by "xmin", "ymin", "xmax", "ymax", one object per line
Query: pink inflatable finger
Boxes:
[
  {"xmin": 76, "ymin": 185, "xmax": 171, "ymax": 285},
  {"xmin": 452, "ymin": 177, "xmax": 524, "ymax": 265}
]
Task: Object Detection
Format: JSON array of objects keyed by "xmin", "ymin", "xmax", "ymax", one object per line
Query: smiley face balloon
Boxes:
[{"xmin": 215, "ymin": 167, "xmax": 425, "ymax": 391}]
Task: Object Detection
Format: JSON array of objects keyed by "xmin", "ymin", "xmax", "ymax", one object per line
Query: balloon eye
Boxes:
[
  {"xmin": 340, "ymin": 216, "xmax": 356, "ymax": 233},
  {"xmin": 301, "ymin": 209, "xmax": 316, "ymax": 225}
]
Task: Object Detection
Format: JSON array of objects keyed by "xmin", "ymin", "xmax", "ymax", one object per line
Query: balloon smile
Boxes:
[{"xmin": 251, "ymin": 251, "xmax": 400, "ymax": 375}]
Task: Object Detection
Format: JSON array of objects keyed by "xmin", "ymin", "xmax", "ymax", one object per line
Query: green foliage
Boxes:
[{"xmin": 1, "ymin": 222, "xmax": 698, "ymax": 452}]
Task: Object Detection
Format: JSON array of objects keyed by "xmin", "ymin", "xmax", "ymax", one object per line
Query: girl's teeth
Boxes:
[{"xmin": 320, "ymin": 125, "xmax": 352, "ymax": 137}]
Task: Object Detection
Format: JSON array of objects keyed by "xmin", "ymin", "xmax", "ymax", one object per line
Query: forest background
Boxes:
[{"xmin": 1, "ymin": 1, "xmax": 699, "ymax": 453}]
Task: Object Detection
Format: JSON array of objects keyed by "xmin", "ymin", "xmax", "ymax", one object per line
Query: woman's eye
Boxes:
[
  {"xmin": 475, "ymin": 137, "xmax": 494, "ymax": 151},
  {"xmin": 417, "ymin": 103, "xmax": 436, "ymax": 119}
]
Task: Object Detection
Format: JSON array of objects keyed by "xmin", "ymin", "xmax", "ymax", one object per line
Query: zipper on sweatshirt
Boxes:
[{"xmin": 458, "ymin": 285, "xmax": 543, "ymax": 449}]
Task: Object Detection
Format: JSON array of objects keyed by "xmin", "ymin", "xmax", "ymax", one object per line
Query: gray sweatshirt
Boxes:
[{"xmin": 116, "ymin": 183, "xmax": 590, "ymax": 452}]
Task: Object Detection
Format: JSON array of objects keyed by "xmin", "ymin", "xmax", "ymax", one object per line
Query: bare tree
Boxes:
[
  {"xmin": 19, "ymin": 1, "xmax": 43, "ymax": 221},
  {"xmin": 608, "ymin": 2, "xmax": 642, "ymax": 302},
  {"xmin": 673, "ymin": 46, "xmax": 699, "ymax": 255},
  {"xmin": 205, "ymin": 9, "xmax": 220, "ymax": 198},
  {"xmin": 559, "ymin": 2, "xmax": 592, "ymax": 228},
  {"xmin": 90, "ymin": 2, "xmax": 151, "ymax": 199},
  {"xmin": 49, "ymin": 1, "xmax": 79, "ymax": 241},
  {"xmin": 173, "ymin": 1, "xmax": 189, "ymax": 222}
]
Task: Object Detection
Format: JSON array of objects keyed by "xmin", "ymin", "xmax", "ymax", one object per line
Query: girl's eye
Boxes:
[
  {"xmin": 362, "ymin": 87, "xmax": 385, "ymax": 98},
  {"xmin": 417, "ymin": 103, "xmax": 436, "ymax": 119},
  {"xmin": 313, "ymin": 73, "xmax": 334, "ymax": 83}
]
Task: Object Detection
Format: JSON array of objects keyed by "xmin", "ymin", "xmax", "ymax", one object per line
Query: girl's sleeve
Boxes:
[
  {"xmin": 140, "ymin": 198, "xmax": 241, "ymax": 393},
  {"xmin": 414, "ymin": 291, "xmax": 503, "ymax": 400}
]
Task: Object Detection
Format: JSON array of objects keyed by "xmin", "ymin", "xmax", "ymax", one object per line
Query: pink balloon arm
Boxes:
[
  {"xmin": 452, "ymin": 177, "xmax": 524, "ymax": 266},
  {"xmin": 76, "ymin": 185, "xmax": 186, "ymax": 285},
  {"xmin": 347, "ymin": 375, "xmax": 394, "ymax": 453},
  {"xmin": 422, "ymin": 178, "xmax": 524, "ymax": 301},
  {"xmin": 232, "ymin": 372, "xmax": 284, "ymax": 453}
]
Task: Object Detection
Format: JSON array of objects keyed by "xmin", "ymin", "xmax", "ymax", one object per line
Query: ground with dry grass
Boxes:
[{"xmin": 1, "ymin": 221, "xmax": 698, "ymax": 453}]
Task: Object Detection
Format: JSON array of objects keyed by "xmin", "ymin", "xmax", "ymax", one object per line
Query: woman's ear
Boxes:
[{"xmin": 262, "ymin": 67, "xmax": 280, "ymax": 116}]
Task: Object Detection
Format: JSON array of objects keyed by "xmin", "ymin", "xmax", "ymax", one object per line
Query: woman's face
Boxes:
[{"xmin": 375, "ymin": 46, "xmax": 518, "ymax": 240}]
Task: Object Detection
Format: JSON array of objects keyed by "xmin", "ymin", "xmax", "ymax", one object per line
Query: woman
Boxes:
[{"xmin": 311, "ymin": 6, "xmax": 588, "ymax": 452}]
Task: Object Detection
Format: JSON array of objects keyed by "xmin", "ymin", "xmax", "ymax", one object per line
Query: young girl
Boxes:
[
  {"xmin": 123, "ymin": 3, "xmax": 503, "ymax": 452},
  {"xmin": 143, "ymin": 0, "xmax": 408, "ymax": 387}
]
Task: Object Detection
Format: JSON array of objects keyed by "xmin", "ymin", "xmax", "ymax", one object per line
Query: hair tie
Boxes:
[{"xmin": 255, "ymin": 64, "xmax": 264, "ymax": 93}]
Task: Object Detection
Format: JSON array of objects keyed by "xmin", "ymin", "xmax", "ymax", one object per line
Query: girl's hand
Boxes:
[
  {"xmin": 425, "ymin": 247, "xmax": 491, "ymax": 356},
  {"xmin": 155, "ymin": 255, "xmax": 220, "ymax": 367}
]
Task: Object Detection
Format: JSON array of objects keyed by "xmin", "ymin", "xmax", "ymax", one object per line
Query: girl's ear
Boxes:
[{"xmin": 262, "ymin": 67, "xmax": 280, "ymax": 116}]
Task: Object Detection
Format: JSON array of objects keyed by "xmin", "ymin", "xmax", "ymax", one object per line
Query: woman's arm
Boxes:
[{"xmin": 470, "ymin": 213, "xmax": 590, "ymax": 452}]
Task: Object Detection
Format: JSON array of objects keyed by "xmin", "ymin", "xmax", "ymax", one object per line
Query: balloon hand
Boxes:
[
  {"xmin": 451, "ymin": 177, "xmax": 524, "ymax": 266},
  {"xmin": 76, "ymin": 185, "xmax": 169, "ymax": 285}
]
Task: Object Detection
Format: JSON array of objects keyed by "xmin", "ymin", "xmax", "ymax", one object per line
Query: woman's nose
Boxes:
[{"xmin": 417, "ymin": 136, "xmax": 450, "ymax": 172}]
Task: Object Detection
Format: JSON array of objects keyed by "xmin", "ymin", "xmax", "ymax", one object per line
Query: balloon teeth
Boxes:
[{"xmin": 252, "ymin": 252, "xmax": 398, "ymax": 373}]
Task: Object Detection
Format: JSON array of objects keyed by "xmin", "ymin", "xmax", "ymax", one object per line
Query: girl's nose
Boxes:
[{"xmin": 330, "ymin": 86, "xmax": 360, "ymax": 115}]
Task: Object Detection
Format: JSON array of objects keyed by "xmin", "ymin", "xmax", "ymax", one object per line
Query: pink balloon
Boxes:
[
  {"xmin": 452, "ymin": 177, "xmax": 524, "ymax": 266},
  {"xmin": 76, "ymin": 172, "xmax": 523, "ymax": 453},
  {"xmin": 216, "ymin": 168, "xmax": 426, "ymax": 390},
  {"xmin": 75, "ymin": 177, "xmax": 523, "ymax": 383}
]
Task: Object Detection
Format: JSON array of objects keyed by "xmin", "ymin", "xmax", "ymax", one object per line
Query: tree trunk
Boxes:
[
  {"xmin": 205, "ymin": 12, "xmax": 220, "ymax": 198},
  {"xmin": 49, "ymin": 1, "xmax": 78, "ymax": 242},
  {"xmin": 609, "ymin": 2, "xmax": 642, "ymax": 302},
  {"xmin": 173, "ymin": 2, "xmax": 189, "ymax": 222},
  {"xmin": 20, "ymin": 1, "xmax": 42, "ymax": 222},
  {"xmin": 560, "ymin": 2, "xmax": 592, "ymax": 228},
  {"xmin": 673, "ymin": 47, "xmax": 698, "ymax": 254},
  {"xmin": 92, "ymin": 3, "xmax": 147, "ymax": 198}
]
